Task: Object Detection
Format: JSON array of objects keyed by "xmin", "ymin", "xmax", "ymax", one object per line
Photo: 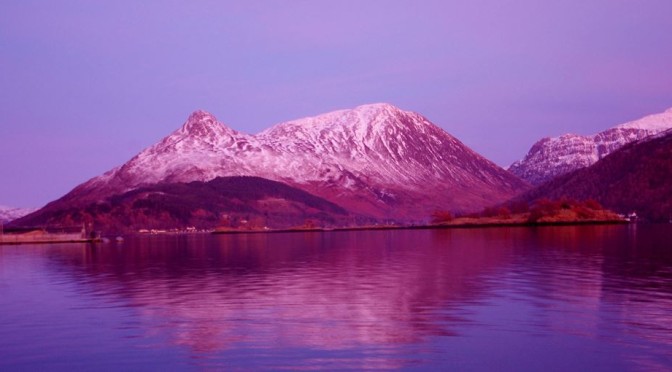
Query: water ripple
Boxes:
[{"xmin": 1, "ymin": 226, "xmax": 671, "ymax": 369}]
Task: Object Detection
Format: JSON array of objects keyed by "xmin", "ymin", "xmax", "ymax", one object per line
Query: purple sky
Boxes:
[{"xmin": 2, "ymin": 0, "xmax": 672, "ymax": 207}]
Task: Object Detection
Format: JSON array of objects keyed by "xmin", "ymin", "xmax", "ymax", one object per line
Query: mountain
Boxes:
[
  {"xmin": 12, "ymin": 176, "xmax": 354, "ymax": 232},
  {"xmin": 509, "ymin": 108, "xmax": 672, "ymax": 185},
  {"xmin": 0, "ymin": 206, "xmax": 36, "ymax": 224},
  {"xmin": 27, "ymin": 103, "xmax": 528, "ymax": 228},
  {"xmin": 516, "ymin": 129, "xmax": 672, "ymax": 221}
]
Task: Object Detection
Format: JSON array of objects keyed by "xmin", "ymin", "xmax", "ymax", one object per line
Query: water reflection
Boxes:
[
  {"xmin": 2, "ymin": 225, "xmax": 672, "ymax": 369},
  {"xmin": 44, "ymin": 230, "xmax": 515, "ymax": 360}
]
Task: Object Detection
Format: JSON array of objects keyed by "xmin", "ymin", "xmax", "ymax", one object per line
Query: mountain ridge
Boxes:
[{"xmin": 509, "ymin": 107, "xmax": 672, "ymax": 185}]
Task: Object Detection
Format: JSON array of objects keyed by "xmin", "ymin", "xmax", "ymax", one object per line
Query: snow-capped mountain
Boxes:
[
  {"xmin": 28, "ymin": 104, "xmax": 529, "ymax": 223},
  {"xmin": 509, "ymin": 108, "xmax": 672, "ymax": 185},
  {"xmin": 0, "ymin": 205, "xmax": 36, "ymax": 223}
]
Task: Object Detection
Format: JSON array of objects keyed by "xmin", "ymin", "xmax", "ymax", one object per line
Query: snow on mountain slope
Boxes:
[
  {"xmin": 509, "ymin": 108, "xmax": 672, "ymax": 185},
  {"xmin": 44, "ymin": 104, "xmax": 530, "ymax": 221},
  {"xmin": 256, "ymin": 104, "xmax": 510, "ymax": 190},
  {"xmin": 0, "ymin": 205, "xmax": 36, "ymax": 223}
]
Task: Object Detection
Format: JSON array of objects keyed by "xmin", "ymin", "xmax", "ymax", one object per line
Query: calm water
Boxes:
[{"xmin": 1, "ymin": 225, "xmax": 671, "ymax": 370}]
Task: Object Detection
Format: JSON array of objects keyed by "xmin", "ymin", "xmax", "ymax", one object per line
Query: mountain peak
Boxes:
[
  {"xmin": 352, "ymin": 103, "xmax": 437, "ymax": 135},
  {"xmin": 352, "ymin": 103, "xmax": 410, "ymax": 119},
  {"xmin": 187, "ymin": 109, "xmax": 217, "ymax": 122},
  {"xmin": 181, "ymin": 110, "xmax": 235, "ymax": 138},
  {"xmin": 615, "ymin": 107, "xmax": 672, "ymax": 132},
  {"xmin": 353, "ymin": 102, "xmax": 402, "ymax": 112},
  {"xmin": 261, "ymin": 103, "xmax": 430, "ymax": 142}
]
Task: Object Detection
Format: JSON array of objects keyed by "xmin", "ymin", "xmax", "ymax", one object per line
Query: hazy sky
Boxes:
[{"xmin": 2, "ymin": 0, "xmax": 672, "ymax": 207}]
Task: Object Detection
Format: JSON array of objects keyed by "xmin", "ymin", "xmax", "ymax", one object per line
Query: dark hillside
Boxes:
[{"xmin": 11, "ymin": 176, "xmax": 353, "ymax": 232}]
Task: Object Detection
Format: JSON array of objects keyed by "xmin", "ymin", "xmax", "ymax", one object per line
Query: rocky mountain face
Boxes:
[
  {"xmin": 516, "ymin": 129, "xmax": 672, "ymax": 221},
  {"xmin": 509, "ymin": 108, "xmax": 672, "ymax": 185},
  {"xmin": 0, "ymin": 206, "xmax": 36, "ymax": 224},
  {"xmin": 16, "ymin": 104, "xmax": 529, "ymax": 229}
]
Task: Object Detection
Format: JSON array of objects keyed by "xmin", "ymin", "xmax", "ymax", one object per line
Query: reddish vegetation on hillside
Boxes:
[
  {"xmin": 431, "ymin": 197, "xmax": 623, "ymax": 226},
  {"xmin": 431, "ymin": 211, "xmax": 454, "ymax": 224},
  {"xmin": 525, "ymin": 198, "xmax": 621, "ymax": 223}
]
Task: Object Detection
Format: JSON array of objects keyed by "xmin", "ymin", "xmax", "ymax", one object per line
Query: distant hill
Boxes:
[
  {"xmin": 11, "ymin": 176, "xmax": 354, "ymax": 232},
  {"xmin": 516, "ymin": 130, "xmax": 672, "ymax": 222},
  {"xmin": 509, "ymin": 107, "xmax": 672, "ymax": 185},
  {"xmin": 0, "ymin": 206, "xmax": 36, "ymax": 224}
]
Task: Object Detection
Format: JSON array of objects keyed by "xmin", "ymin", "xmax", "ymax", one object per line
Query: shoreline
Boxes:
[
  {"xmin": 212, "ymin": 219, "xmax": 629, "ymax": 235},
  {"xmin": 0, "ymin": 237, "xmax": 100, "ymax": 245},
  {"xmin": 1, "ymin": 219, "xmax": 632, "ymax": 242}
]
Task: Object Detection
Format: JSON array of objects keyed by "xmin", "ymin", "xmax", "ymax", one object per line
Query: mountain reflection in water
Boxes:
[
  {"xmin": 1, "ymin": 226, "xmax": 671, "ymax": 370},
  {"xmin": 49, "ymin": 231, "xmax": 510, "ymax": 355}
]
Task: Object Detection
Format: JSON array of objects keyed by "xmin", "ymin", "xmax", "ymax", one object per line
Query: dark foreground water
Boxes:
[{"xmin": 1, "ymin": 225, "xmax": 671, "ymax": 371}]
